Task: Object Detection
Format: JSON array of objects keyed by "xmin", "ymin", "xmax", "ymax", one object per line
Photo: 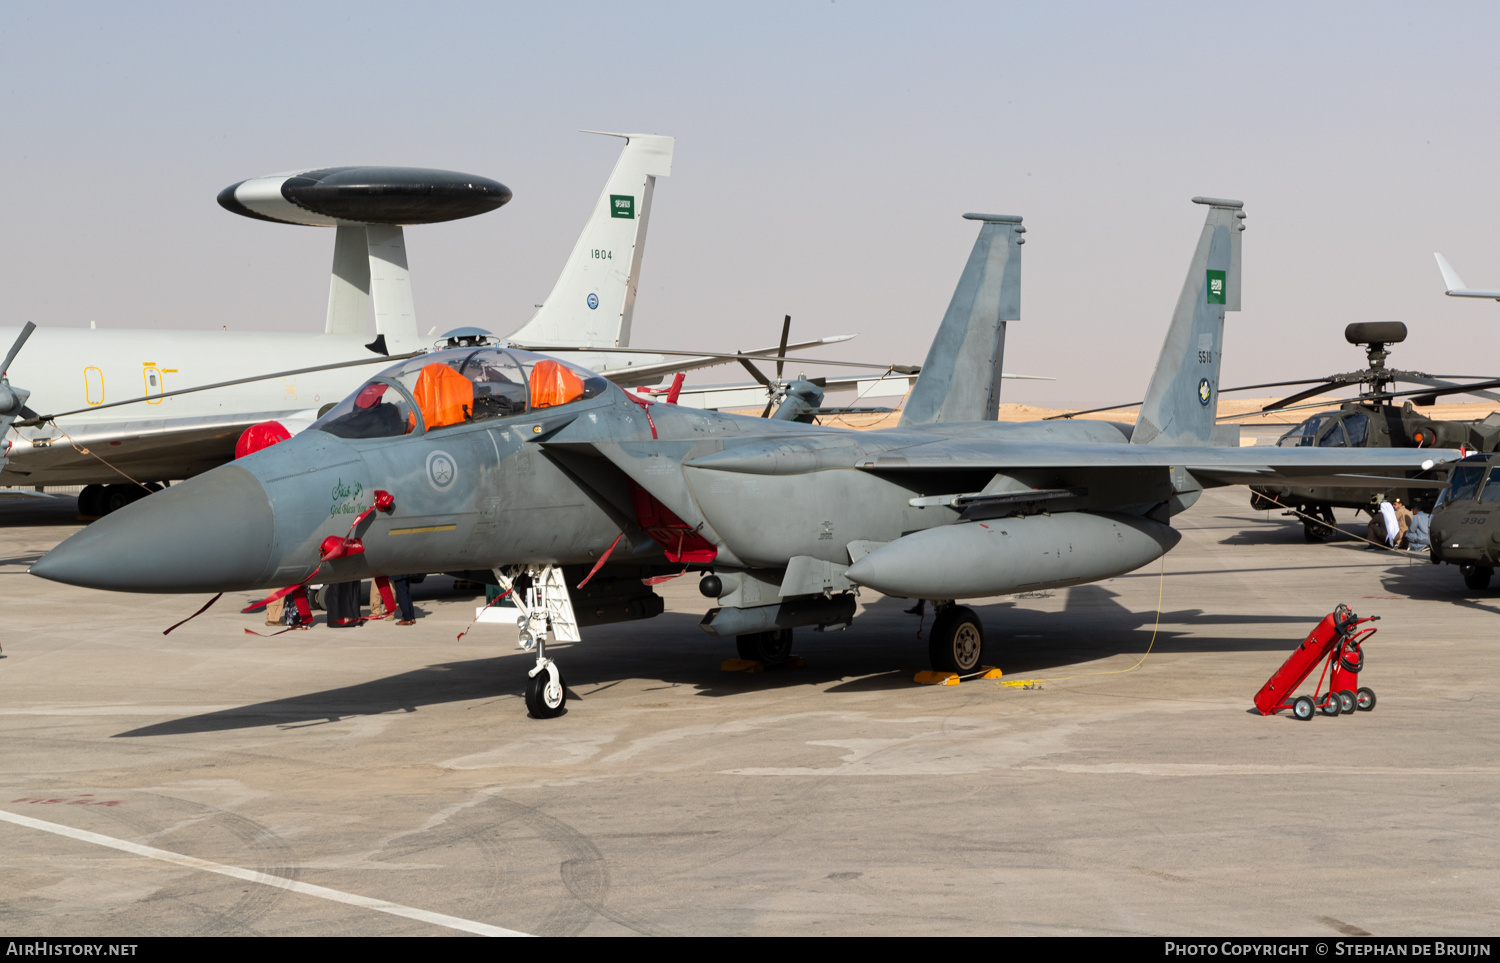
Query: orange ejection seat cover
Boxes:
[
  {"xmin": 529, "ymin": 359, "xmax": 586, "ymax": 408},
  {"xmin": 409, "ymin": 363, "xmax": 475, "ymax": 431}
]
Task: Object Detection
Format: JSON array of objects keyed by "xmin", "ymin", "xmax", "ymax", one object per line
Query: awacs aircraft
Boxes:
[
  {"xmin": 33, "ymin": 197, "xmax": 1458, "ymax": 719},
  {"xmin": 2, "ymin": 133, "xmax": 841, "ymax": 513}
]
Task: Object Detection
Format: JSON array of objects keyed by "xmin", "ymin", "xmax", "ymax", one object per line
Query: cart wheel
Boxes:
[
  {"xmin": 1356, "ymin": 687, "xmax": 1376, "ymax": 711},
  {"xmin": 1320, "ymin": 694, "xmax": 1341, "ymax": 716},
  {"xmin": 1338, "ymin": 690, "xmax": 1356, "ymax": 714},
  {"xmin": 1293, "ymin": 696, "xmax": 1315, "ymax": 720}
]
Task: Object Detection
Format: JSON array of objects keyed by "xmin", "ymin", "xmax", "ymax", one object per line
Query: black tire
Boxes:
[
  {"xmin": 1356, "ymin": 687, "xmax": 1376, "ymax": 711},
  {"xmin": 735, "ymin": 628, "xmax": 793, "ymax": 665},
  {"xmin": 1293, "ymin": 696, "xmax": 1315, "ymax": 720},
  {"xmin": 525, "ymin": 668, "xmax": 566, "ymax": 718},
  {"xmin": 77, "ymin": 485, "xmax": 106, "ymax": 517},
  {"xmin": 1461, "ymin": 564, "xmax": 1493, "ymax": 591},
  {"xmin": 1302, "ymin": 514, "xmax": 1334, "ymax": 543},
  {"xmin": 928, "ymin": 605, "xmax": 985, "ymax": 674},
  {"xmin": 1319, "ymin": 694, "xmax": 1340, "ymax": 716},
  {"xmin": 1338, "ymin": 690, "xmax": 1356, "ymax": 714},
  {"xmin": 102, "ymin": 484, "xmax": 134, "ymax": 514}
]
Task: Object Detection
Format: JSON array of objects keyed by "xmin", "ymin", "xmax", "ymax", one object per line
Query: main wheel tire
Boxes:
[
  {"xmin": 1461, "ymin": 564, "xmax": 1493, "ymax": 591},
  {"xmin": 102, "ymin": 485, "xmax": 134, "ymax": 514},
  {"xmin": 736, "ymin": 628, "xmax": 793, "ymax": 665},
  {"xmin": 928, "ymin": 606, "xmax": 985, "ymax": 674},
  {"xmin": 525, "ymin": 668, "xmax": 566, "ymax": 718},
  {"xmin": 1303, "ymin": 515, "xmax": 1334, "ymax": 543},
  {"xmin": 1293, "ymin": 696, "xmax": 1315, "ymax": 720},
  {"xmin": 1356, "ymin": 687, "xmax": 1376, "ymax": 711},
  {"xmin": 77, "ymin": 485, "xmax": 106, "ymax": 517},
  {"xmin": 1338, "ymin": 690, "xmax": 1356, "ymax": 714},
  {"xmin": 1320, "ymin": 694, "xmax": 1342, "ymax": 716}
]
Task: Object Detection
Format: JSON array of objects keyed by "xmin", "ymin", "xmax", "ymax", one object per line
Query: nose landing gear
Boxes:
[{"xmin": 493, "ymin": 565, "xmax": 579, "ymax": 719}]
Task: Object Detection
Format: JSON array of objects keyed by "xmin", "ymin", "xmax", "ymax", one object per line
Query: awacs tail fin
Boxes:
[
  {"xmin": 506, "ymin": 132, "xmax": 674, "ymax": 349},
  {"xmin": 898, "ymin": 213, "xmax": 1024, "ymax": 426},
  {"xmin": 1130, "ymin": 197, "xmax": 1245, "ymax": 447}
]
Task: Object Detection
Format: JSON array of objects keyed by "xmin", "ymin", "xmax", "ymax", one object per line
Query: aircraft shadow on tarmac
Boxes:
[{"xmin": 115, "ymin": 585, "xmax": 1326, "ymax": 737}]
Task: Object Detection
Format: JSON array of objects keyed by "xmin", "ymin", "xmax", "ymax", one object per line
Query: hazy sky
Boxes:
[{"xmin": 5, "ymin": 1, "xmax": 1500, "ymax": 408}]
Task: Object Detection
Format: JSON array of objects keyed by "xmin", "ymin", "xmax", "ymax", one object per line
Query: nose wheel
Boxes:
[{"xmin": 525, "ymin": 659, "xmax": 566, "ymax": 718}]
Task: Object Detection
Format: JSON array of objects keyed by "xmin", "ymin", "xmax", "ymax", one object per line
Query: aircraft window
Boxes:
[
  {"xmin": 1439, "ymin": 464, "xmax": 1486, "ymax": 507},
  {"xmin": 408, "ymin": 362, "xmax": 476, "ymax": 431},
  {"xmin": 1277, "ymin": 414, "xmax": 1335, "ymax": 448},
  {"xmin": 1316, "ymin": 423, "xmax": 1348, "ymax": 448},
  {"xmin": 1478, "ymin": 469, "xmax": 1500, "ymax": 503},
  {"xmin": 313, "ymin": 381, "xmax": 418, "ymax": 439},
  {"xmin": 512, "ymin": 352, "xmax": 609, "ymax": 409},
  {"xmin": 1343, "ymin": 412, "xmax": 1370, "ymax": 447},
  {"xmin": 377, "ymin": 348, "xmax": 532, "ymax": 431}
]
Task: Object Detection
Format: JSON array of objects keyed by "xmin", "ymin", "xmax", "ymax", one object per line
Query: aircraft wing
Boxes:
[
  {"xmin": 1, "ymin": 411, "xmax": 308, "ymax": 486},
  {"xmin": 851, "ymin": 438, "xmax": 1459, "ymax": 488}
]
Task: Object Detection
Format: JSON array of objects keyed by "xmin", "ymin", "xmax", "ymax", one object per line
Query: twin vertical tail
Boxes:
[
  {"xmin": 1130, "ymin": 197, "xmax": 1246, "ymax": 447},
  {"xmin": 899, "ymin": 213, "xmax": 1025, "ymax": 426},
  {"xmin": 505, "ymin": 132, "xmax": 675, "ymax": 349}
]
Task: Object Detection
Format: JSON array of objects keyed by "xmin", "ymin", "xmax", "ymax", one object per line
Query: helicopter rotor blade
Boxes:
[
  {"xmin": 775, "ymin": 314, "xmax": 791, "ymax": 383},
  {"xmin": 0, "ymin": 322, "xmax": 37, "ymax": 380},
  {"xmin": 736, "ymin": 357, "xmax": 773, "ymax": 389},
  {"xmin": 1395, "ymin": 375, "xmax": 1500, "ymax": 404},
  {"xmin": 1261, "ymin": 381, "xmax": 1347, "ymax": 411}
]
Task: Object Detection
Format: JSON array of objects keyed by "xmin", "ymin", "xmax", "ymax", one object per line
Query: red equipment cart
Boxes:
[{"xmin": 1254, "ymin": 604, "xmax": 1378, "ymax": 720}]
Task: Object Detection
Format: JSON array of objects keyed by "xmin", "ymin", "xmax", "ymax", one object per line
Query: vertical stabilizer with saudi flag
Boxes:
[
  {"xmin": 506, "ymin": 132, "xmax": 674, "ymax": 349},
  {"xmin": 1130, "ymin": 196, "xmax": 1245, "ymax": 447}
]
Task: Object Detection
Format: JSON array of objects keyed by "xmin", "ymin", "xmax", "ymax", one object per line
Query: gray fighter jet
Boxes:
[{"xmin": 33, "ymin": 198, "xmax": 1457, "ymax": 718}]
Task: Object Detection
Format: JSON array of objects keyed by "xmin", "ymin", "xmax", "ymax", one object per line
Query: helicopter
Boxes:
[
  {"xmin": 1050, "ymin": 321, "xmax": 1500, "ymax": 542},
  {"xmin": 1237, "ymin": 322, "xmax": 1500, "ymax": 541},
  {"xmin": 1426, "ymin": 451, "xmax": 1500, "ymax": 590}
]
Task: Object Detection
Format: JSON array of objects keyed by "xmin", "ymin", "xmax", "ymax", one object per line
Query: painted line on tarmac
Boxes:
[{"xmin": 0, "ymin": 807, "xmax": 532, "ymax": 937}]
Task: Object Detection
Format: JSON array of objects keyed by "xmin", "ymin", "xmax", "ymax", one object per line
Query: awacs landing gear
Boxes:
[
  {"xmin": 928, "ymin": 604, "xmax": 986, "ymax": 674},
  {"xmin": 79, "ymin": 482, "xmax": 163, "ymax": 518}
]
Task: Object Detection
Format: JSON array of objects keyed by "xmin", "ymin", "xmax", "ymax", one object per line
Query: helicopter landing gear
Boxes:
[
  {"xmin": 1302, "ymin": 505, "xmax": 1336, "ymax": 543},
  {"xmin": 1460, "ymin": 564, "xmax": 1493, "ymax": 591}
]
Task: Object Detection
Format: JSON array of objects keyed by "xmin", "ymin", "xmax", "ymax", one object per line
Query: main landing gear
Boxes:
[
  {"xmin": 736, "ymin": 628, "xmax": 794, "ymax": 665},
  {"xmin": 927, "ymin": 602, "xmax": 986, "ymax": 674}
]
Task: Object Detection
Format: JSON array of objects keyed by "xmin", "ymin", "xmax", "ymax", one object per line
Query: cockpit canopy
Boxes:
[
  {"xmin": 1276, "ymin": 410, "xmax": 1370, "ymax": 449},
  {"xmin": 313, "ymin": 347, "xmax": 609, "ymax": 439},
  {"xmin": 1435, "ymin": 453, "xmax": 1500, "ymax": 509}
]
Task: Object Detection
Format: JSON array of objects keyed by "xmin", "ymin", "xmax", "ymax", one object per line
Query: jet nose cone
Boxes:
[{"xmin": 32, "ymin": 466, "xmax": 275, "ymax": 592}]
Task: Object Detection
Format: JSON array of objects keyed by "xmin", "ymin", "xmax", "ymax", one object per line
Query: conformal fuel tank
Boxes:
[{"xmin": 844, "ymin": 512, "xmax": 1180, "ymax": 599}]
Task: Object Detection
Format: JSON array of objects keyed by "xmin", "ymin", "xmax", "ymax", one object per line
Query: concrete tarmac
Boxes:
[{"xmin": 1, "ymin": 488, "xmax": 1496, "ymax": 936}]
